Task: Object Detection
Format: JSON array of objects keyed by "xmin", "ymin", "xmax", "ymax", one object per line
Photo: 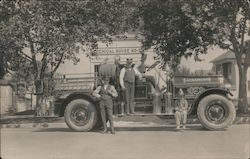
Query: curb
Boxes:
[{"xmin": 1, "ymin": 116, "xmax": 249, "ymax": 129}]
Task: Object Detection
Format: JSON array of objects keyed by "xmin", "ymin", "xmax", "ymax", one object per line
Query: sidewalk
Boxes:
[{"xmin": 0, "ymin": 114, "xmax": 249, "ymax": 129}]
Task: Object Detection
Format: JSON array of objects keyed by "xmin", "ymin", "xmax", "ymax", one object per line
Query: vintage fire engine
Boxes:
[{"xmin": 52, "ymin": 64, "xmax": 236, "ymax": 132}]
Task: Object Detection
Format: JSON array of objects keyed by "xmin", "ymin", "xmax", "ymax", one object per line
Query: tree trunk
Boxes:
[
  {"xmin": 237, "ymin": 65, "xmax": 248, "ymax": 113},
  {"xmin": 0, "ymin": 54, "xmax": 5, "ymax": 79},
  {"xmin": 35, "ymin": 80, "xmax": 44, "ymax": 116}
]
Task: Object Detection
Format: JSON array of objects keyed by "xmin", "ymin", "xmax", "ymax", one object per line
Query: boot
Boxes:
[
  {"xmin": 120, "ymin": 102, "xmax": 124, "ymax": 116},
  {"xmin": 130, "ymin": 109, "xmax": 135, "ymax": 115},
  {"xmin": 176, "ymin": 126, "xmax": 180, "ymax": 131},
  {"xmin": 130, "ymin": 102, "xmax": 135, "ymax": 115},
  {"xmin": 101, "ymin": 128, "xmax": 108, "ymax": 134},
  {"xmin": 110, "ymin": 128, "xmax": 115, "ymax": 134},
  {"xmin": 101, "ymin": 124, "xmax": 108, "ymax": 134},
  {"xmin": 110, "ymin": 121, "xmax": 115, "ymax": 134}
]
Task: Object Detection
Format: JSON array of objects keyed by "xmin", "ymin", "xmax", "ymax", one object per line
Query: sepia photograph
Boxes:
[{"xmin": 0, "ymin": 0, "xmax": 249, "ymax": 159}]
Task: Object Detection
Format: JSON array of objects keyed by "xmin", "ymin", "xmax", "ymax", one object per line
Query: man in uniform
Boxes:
[
  {"xmin": 93, "ymin": 76, "xmax": 118, "ymax": 134},
  {"xmin": 134, "ymin": 53, "xmax": 158, "ymax": 88},
  {"xmin": 134, "ymin": 53, "xmax": 148, "ymax": 74},
  {"xmin": 174, "ymin": 88, "xmax": 188, "ymax": 130},
  {"xmin": 119, "ymin": 58, "xmax": 142, "ymax": 115}
]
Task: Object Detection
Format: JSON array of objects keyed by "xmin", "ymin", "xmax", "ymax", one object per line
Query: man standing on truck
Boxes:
[
  {"xmin": 113, "ymin": 56, "xmax": 126, "ymax": 116},
  {"xmin": 93, "ymin": 76, "xmax": 118, "ymax": 134},
  {"xmin": 120, "ymin": 58, "xmax": 142, "ymax": 115},
  {"xmin": 134, "ymin": 53, "xmax": 148, "ymax": 74},
  {"xmin": 174, "ymin": 88, "xmax": 188, "ymax": 131},
  {"xmin": 134, "ymin": 52, "xmax": 158, "ymax": 88}
]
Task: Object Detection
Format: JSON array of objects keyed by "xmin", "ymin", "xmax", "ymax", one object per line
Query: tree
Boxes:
[
  {"xmin": 132, "ymin": 0, "xmax": 214, "ymax": 70},
  {"xmin": 0, "ymin": 0, "xmax": 130, "ymax": 115},
  {"xmin": 185, "ymin": 0, "xmax": 250, "ymax": 113},
  {"xmin": 0, "ymin": 54, "xmax": 5, "ymax": 79},
  {"xmin": 133, "ymin": 0, "xmax": 250, "ymax": 113}
]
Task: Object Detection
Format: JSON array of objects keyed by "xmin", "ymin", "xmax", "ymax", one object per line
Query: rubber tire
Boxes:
[
  {"xmin": 93, "ymin": 107, "xmax": 103, "ymax": 130},
  {"xmin": 197, "ymin": 95, "xmax": 236, "ymax": 131},
  {"xmin": 64, "ymin": 99, "xmax": 97, "ymax": 132}
]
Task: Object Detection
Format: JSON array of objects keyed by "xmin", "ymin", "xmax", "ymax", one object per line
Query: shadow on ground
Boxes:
[
  {"xmin": 33, "ymin": 125, "xmax": 209, "ymax": 133},
  {"xmin": 114, "ymin": 125, "xmax": 207, "ymax": 132}
]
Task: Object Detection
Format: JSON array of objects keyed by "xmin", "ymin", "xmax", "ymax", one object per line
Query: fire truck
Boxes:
[{"xmin": 51, "ymin": 64, "xmax": 236, "ymax": 132}]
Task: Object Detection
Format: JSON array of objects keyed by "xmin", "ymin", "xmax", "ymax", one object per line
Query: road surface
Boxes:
[{"xmin": 1, "ymin": 123, "xmax": 249, "ymax": 159}]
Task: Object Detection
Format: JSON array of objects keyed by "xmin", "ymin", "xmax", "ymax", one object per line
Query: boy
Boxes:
[{"xmin": 174, "ymin": 88, "xmax": 188, "ymax": 130}]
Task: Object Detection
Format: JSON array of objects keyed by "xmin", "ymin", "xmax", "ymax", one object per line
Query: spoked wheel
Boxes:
[
  {"xmin": 64, "ymin": 99, "xmax": 97, "ymax": 132},
  {"xmin": 197, "ymin": 95, "xmax": 236, "ymax": 130},
  {"xmin": 206, "ymin": 103, "xmax": 227, "ymax": 124}
]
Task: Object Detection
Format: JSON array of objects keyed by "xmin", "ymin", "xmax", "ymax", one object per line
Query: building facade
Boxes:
[
  {"xmin": 57, "ymin": 34, "xmax": 166, "ymax": 88},
  {"xmin": 211, "ymin": 51, "xmax": 250, "ymax": 105},
  {"xmin": 0, "ymin": 82, "xmax": 13, "ymax": 114}
]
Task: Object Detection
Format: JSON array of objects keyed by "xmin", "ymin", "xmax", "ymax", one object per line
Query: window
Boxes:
[
  {"xmin": 222, "ymin": 62, "xmax": 231, "ymax": 79},
  {"xmin": 94, "ymin": 65, "xmax": 100, "ymax": 76},
  {"xmin": 215, "ymin": 64, "xmax": 222, "ymax": 75}
]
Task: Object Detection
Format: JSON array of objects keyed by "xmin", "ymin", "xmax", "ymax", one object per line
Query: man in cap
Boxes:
[
  {"xmin": 93, "ymin": 76, "xmax": 118, "ymax": 134},
  {"xmin": 134, "ymin": 53, "xmax": 148, "ymax": 74},
  {"xmin": 119, "ymin": 58, "xmax": 142, "ymax": 115},
  {"xmin": 174, "ymin": 88, "xmax": 188, "ymax": 130},
  {"xmin": 113, "ymin": 56, "xmax": 125, "ymax": 116}
]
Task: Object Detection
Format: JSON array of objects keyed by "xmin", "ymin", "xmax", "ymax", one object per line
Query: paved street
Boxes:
[{"xmin": 1, "ymin": 123, "xmax": 249, "ymax": 159}]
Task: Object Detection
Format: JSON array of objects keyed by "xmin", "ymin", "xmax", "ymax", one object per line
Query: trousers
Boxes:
[
  {"xmin": 174, "ymin": 111, "xmax": 187, "ymax": 127},
  {"xmin": 115, "ymin": 88, "xmax": 125, "ymax": 114},
  {"xmin": 100, "ymin": 99, "xmax": 114, "ymax": 131},
  {"xmin": 124, "ymin": 81, "xmax": 135, "ymax": 114}
]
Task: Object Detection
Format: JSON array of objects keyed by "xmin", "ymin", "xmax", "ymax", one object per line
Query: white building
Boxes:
[
  {"xmin": 57, "ymin": 35, "xmax": 166, "ymax": 88},
  {"xmin": 0, "ymin": 81, "xmax": 13, "ymax": 114}
]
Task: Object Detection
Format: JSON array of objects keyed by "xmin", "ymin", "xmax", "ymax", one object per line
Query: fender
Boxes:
[
  {"xmin": 57, "ymin": 92, "xmax": 98, "ymax": 117},
  {"xmin": 191, "ymin": 88, "xmax": 233, "ymax": 114}
]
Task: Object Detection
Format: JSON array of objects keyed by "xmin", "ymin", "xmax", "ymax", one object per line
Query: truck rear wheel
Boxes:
[
  {"xmin": 64, "ymin": 99, "xmax": 97, "ymax": 132},
  {"xmin": 197, "ymin": 95, "xmax": 235, "ymax": 130}
]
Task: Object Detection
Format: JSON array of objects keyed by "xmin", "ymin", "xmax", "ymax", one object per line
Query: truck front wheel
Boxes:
[
  {"xmin": 64, "ymin": 99, "xmax": 97, "ymax": 132},
  {"xmin": 197, "ymin": 95, "xmax": 236, "ymax": 130}
]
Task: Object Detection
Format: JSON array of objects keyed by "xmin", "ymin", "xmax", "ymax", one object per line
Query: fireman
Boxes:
[
  {"xmin": 134, "ymin": 53, "xmax": 147, "ymax": 74},
  {"xmin": 93, "ymin": 76, "xmax": 118, "ymax": 134},
  {"xmin": 119, "ymin": 58, "xmax": 142, "ymax": 115},
  {"xmin": 174, "ymin": 88, "xmax": 188, "ymax": 130}
]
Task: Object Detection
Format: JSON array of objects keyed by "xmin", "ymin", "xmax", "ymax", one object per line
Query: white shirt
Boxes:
[
  {"xmin": 92, "ymin": 84, "xmax": 118, "ymax": 98},
  {"xmin": 119, "ymin": 67, "xmax": 142, "ymax": 89}
]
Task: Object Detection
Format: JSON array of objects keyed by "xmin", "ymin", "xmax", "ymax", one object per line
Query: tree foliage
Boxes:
[
  {"xmin": 0, "ymin": 0, "xmax": 130, "ymax": 115},
  {"xmin": 187, "ymin": 0, "xmax": 250, "ymax": 113},
  {"xmin": 0, "ymin": 0, "xmax": 130, "ymax": 80},
  {"xmin": 133, "ymin": 0, "xmax": 250, "ymax": 113},
  {"xmin": 133, "ymin": 0, "xmax": 215, "ymax": 69}
]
